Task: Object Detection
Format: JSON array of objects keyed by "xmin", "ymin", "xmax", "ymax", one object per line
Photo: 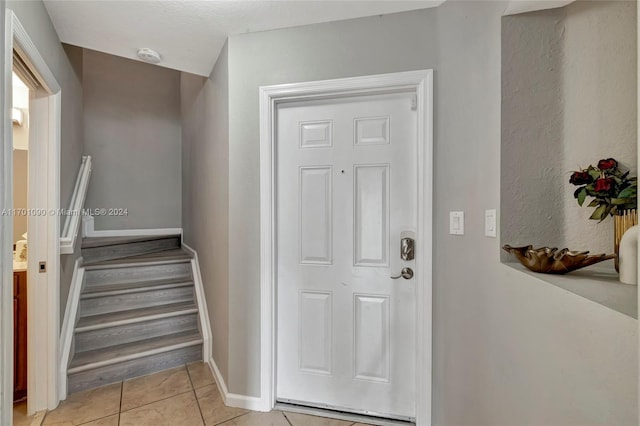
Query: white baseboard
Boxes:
[
  {"xmin": 207, "ymin": 357, "xmax": 267, "ymax": 412},
  {"xmin": 186, "ymin": 241, "xmax": 269, "ymax": 413},
  {"xmin": 58, "ymin": 257, "xmax": 84, "ymax": 400},
  {"xmin": 82, "ymin": 215, "xmax": 182, "ymax": 238},
  {"xmin": 184, "ymin": 243, "xmax": 266, "ymax": 412}
]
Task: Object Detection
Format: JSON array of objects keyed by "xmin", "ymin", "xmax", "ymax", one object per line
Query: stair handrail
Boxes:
[{"xmin": 60, "ymin": 155, "xmax": 92, "ymax": 254}]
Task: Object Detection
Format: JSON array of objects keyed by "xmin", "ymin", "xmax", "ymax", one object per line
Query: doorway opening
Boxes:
[
  {"xmin": 259, "ymin": 70, "xmax": 433, "ymax": 425},
  {"xmin": 2, "ymin": 11, "xmax": 63, "ymax": 425},
  {"xmin": 11, "ymin": 69, "xmax": 30, "ymax": 421}
]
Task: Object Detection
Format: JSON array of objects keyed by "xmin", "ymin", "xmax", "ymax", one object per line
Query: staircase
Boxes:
[{"xmin": 66, "ymin": 235, "xmax": 203, "ymax": 394}]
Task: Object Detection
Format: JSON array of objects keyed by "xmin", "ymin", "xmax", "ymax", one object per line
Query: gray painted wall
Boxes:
[
  {"xmin": 6, "ymin": 0, "xmax": 85, "ymax": 323},
  {"xmin": 502, "ymin": 1, "xmax": 637, "ymax": 255},
  {"xmin": 181, "ymin": 43, "xmax": 231, "ymax": 385},
  {"xmin": 227, "ymin": 7, "xmax": 438, "ymax": 398},
  {"xmin": 82, "ymin": 49, "xmax": 182, "ymax": 230},
  {"xmin": 217, "ymin": 2, "xmax": 637, "ymax": 425},
  {"xmin": 433, "ymin": 3, "xmax": 634, "ymax": 424}
]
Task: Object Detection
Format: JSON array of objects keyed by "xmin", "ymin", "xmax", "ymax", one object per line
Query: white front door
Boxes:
[{"xmin": 276, "ymin": 90, "xmax": 418, "ymax": 420}]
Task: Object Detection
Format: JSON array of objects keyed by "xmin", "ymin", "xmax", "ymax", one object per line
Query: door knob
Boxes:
[{"xmin": 391, "ymin": 267, "xmax": 413, "ymax": 280}]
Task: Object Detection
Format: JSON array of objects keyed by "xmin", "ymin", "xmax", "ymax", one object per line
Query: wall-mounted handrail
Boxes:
[{"xmin": 60, "ymin": 155, "xmax": 92, "ymax": 254}]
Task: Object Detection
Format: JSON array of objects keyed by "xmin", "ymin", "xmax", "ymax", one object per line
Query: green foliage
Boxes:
[
  {"xmin": 577, "ymin": 188, "xmax": 587, "ymax": 206},
  {"xmin": 569, "ymin": 159, "xmax": 637, "ymax": 221}
]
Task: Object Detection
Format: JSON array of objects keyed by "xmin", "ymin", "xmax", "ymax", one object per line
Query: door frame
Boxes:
[
  {"xmin": 2, "ymin": 10, "xmax": 61, "ymax": 423},
  {"xmin": 259, "ymin": 70, "xmax": 433, "ymax": 425}
]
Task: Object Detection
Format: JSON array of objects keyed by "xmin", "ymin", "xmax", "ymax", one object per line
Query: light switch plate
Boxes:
[
  {"xmin": 449, "ymin": 211, "xmax": 465, "ymax": 235},
  {"xmin": 485, "ymin": 209, "xmax": 497, "ymax": 238}
]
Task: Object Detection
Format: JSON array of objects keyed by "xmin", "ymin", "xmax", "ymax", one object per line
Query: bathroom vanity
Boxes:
[{"xmin": 13, "ymin": 263, "xmax": 27, "ymax": 402}]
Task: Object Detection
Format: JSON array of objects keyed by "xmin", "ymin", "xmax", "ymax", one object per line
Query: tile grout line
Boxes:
[
  {"xmin": 75, "ymin": 412, "xmax": 120, "ymax": 426},
  {"xmin": 119, "ymin": 388, "xmax": 195, "ymax": 414},
  {"xmin": 40, "ymin": 384, "xmax": 124, "ymax": 426},
  {"xmin": 187, "ymin": 361, "xmax": 216, "ymax": 391},
  {"xmin": 281, "ymin": 411, "xmax": 294, "ymax": 426},
  {"xmin": 118, "ymin": 380, "xmax": 123, "ymax": 425},
  {"xmin": 214, "ymin": 412, "xmax": 251, "ymax": 426},
  {"xmin": 40, "ymin": 405, "xmax": 50, "ymax": 425},
  {"xmin": 36, "ymin": 404, "xmax": 45, "ymax": 426},
  {"xmin": 186, "ymin": 362, "xmax": 207, "ymax": 425},
  {"xmin": 184, "ymin": 362, "xmax": 251, "ymax": 426},
  {"xmin": 117, "ymin": 364, "xmax": 197, "ymax": 415}
]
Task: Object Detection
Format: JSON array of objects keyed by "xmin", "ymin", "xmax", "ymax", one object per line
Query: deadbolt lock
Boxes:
[{"xmin": 400, "ymin": 237, "xmax": 415, "ymax": 261}]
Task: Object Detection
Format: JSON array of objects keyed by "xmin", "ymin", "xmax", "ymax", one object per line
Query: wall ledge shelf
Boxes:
[{"xmin": 503, "ymin": 262, "xmax": 637, "ymax": 319}]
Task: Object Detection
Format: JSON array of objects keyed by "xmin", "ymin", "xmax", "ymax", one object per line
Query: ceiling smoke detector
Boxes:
[{"xmin": 136, "ymin": 48, "xmax": 162, "ymax": 64}]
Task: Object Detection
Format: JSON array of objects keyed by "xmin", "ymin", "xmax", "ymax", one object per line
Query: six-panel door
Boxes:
[{"xmin": 277, "ymin": 91, "xmax": 418, "ymax": 420}]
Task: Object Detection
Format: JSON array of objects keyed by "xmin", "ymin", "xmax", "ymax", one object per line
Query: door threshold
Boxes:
[{"xmin": 275, "ymin": 401, "xmax": 415, "ymax": 426}]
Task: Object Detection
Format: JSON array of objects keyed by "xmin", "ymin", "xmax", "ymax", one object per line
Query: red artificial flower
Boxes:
[
  {"xmin": 569, "ymin": 171, "xmax": 592, "ymax": 185},
  {"xmin": 598, "ymin": 158, "xmax": 618, "ymax": 170},
  {"xmin": 594, "ymin": 177, "xmax": 614, "ymax": 192}
]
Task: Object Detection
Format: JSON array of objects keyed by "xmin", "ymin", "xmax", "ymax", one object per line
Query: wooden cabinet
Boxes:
[{"xmin": 13, "ymin": 271, "xmax": 27, "ymax": 402}]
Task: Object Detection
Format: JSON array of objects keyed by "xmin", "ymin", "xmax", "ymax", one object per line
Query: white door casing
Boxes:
[
  {"xmin": 277, "ymin": 92, "xmax": 417, "ymax": 419},
  {"xmin": 2, "ymin": 10, "xmax": 62, "ymax": 424},
  {"xmin": 259, "ymin": 70, "xmax": 433, "ymax": 425}
]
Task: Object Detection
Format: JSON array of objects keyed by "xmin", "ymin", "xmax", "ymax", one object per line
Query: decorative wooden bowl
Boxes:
[{"xmin": 502, "ymin": 245, "xmax": 616, "ymax": 274}]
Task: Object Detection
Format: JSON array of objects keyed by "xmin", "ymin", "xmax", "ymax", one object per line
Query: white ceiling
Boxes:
[{"xmin": 43, "ymin": 1, "xmax": 445, "ymax": 77}]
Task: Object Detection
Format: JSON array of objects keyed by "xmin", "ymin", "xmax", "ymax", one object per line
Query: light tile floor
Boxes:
[
  {"xmin": 13, "ymin": 401, "xmax": 45, "ymax": 426},
  {"xmin": 14, "ymin": 362, "xmax": 373, "ymax": 426}
]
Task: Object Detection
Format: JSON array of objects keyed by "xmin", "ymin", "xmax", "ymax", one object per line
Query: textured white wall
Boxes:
[
  {"xmin": 501, "ymin": 7, "xmax": 566, "ymax": 254},
  {"xmin": 502, "ymin": 1, "xmax": 637, "ymax": 255},
  {"xmin": 562, "ymin": 0, "xmax": 637, "ymax": 254}
]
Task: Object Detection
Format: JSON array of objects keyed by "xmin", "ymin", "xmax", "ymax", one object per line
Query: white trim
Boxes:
[
  {"xmin": 207, "ymin": 356, "xmax": 265, "ymax": 412},
  {"xmin": 9, "ymin": 14, "xmax": 60, "ymax": 94},
  {"xmin": 46, "ymin": 92, "xmax": 62, "ymax": 411},
  {"xmin": 82, "ymin": 215, "xmax": 182, "ymax": 239},
  {"xmin": 637, "ymin": 4, "xmax": 640, "ymax": 425},
  {"xmin": 1, "ymin": 11, "xmax": 13, "ymax": 426},
  {"xmin": 415, "ymin": 71, "xmax": 434, "ymax": 426},
  {"xmin": 3, "ymin": 11, "xmax": 62, "ymax": 422},
  {"xmin": 181, "ymin": 244, "xmax": 212, "ymax": 365},
  {"xmin": 60, "ymin": 156, "xmax": 92, "ymax": 254},
  {"xmin": 259, "ymin": 70, "xmax": 433, "ymax": 425},
  {"xmin": 58, "ymin": 258, "xmax": 84, "ymax": 400}
]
